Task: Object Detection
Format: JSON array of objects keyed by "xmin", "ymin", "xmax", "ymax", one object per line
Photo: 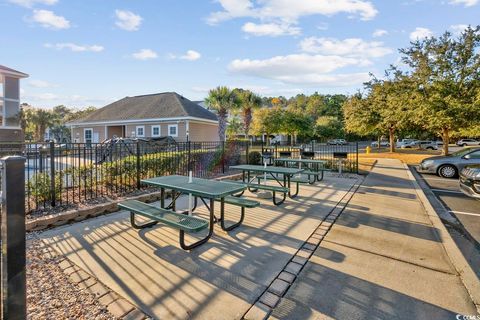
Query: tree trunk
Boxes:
[
  {"xmin": 389, "ymin": 127, "xmax": 395, "ymax": 153},
  {"xmin": 217, "ymin": 109, "xmax": 227, "ymax": 141},
  {"xmin": 442, "ymin": 128, "xmax": 449, "ymax": 155},
  {"xmin": 243, "ymin": 108, "xmax": 252, "ymax": 138},
  {"xmin": 377, "ymin": 136, "xmax": 381, "ymax": 150}
]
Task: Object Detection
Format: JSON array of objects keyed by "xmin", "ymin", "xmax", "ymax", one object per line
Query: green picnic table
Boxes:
[
  {"xmin": 275, "ymin": 158, "xmax": 327, "ymax": 184},
  {"xmin": 123, "ymin": 175, "xmax": 248, "ymax": 250},
  {"xmin": 229, "ymin": 165, "xmax": 304, "ymax": 205}
]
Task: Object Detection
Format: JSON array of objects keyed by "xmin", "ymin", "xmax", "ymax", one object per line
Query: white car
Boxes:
[
  {"xmin": 396, "ymin": 139, "xmax": 419, "ymax": 148},
  {"xmin": 456, "ymin": 139, "xmax": 480, "ymax": 147},
  {"xmin": 371, "ymin": 141, "xmax": 390, "ymax": 147},
  {"xmin": 328, "ymin": 139, "xmax": 348, "ymax": 145}
]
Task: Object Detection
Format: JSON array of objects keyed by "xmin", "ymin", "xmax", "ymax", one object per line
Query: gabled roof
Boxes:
[
  {"xmin": 0, "ymin": 65, "xmax": 29, "ymax": 78},
  {"xmin": 71, "ymin": 92, "xmax": 218, "ymax": 124}
]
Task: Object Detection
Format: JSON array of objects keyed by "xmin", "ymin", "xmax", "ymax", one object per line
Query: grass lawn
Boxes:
[{"xmin": 359, "ymin": 148, "xmax": 441, "ymax": 165}]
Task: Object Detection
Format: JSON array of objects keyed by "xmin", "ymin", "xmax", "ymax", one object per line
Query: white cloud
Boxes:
[
  {"xmin": 450, "ymin": 24, "xmax": 469, "ymax": 35},
  {"xmin": 9, "ymin": 0, "xmax": 57, "ymax": 8},
  {"xmin": 299, "ymin": 37, "xmax": 392, "ymax": 59},
  {"xmin": 29, "ymin": 80, "xmax": 57, "ymax": 88},
  {"xmin": 242, "ymin": 22, "xmax": 301, "ymax": 37},
  {"xmin": 180, "ymin": 50, "xmax": 201, "ymax": 61},
  {"xmin": 372, "ymin": 29, "xmax": 388, "ymax": 37},
  {"xmin": 169, "ymin": 50, "xmax": 202, "ymax": 61},
  {"xmin": 132, "ymin": 49, "xmax": 158, "ymax": 60},
  {"xmin": 449, "ymin": 0, "xmax": 478, "ymax": 6},
  {"xmin": 44, "ymin": 43, "xmax": 104, "ymax": 52},
  {"xmin": 409, "ymin": 27, "xmax": 433, "ymax": 41},
  {"xmin": 32, "ymin": 9, "xmax": 70, "ymax": 29},
  {"xmin": 207, "ymin": 0, "xmax": 378, "ymax": 25},
  {"xmin": 273, "ymin": 73, "xmax": 371, "ymax": 86},
  {"xmin": 115, "ymin": 10, "xmax": 142, "ymax": 31},
  {"xmin": 228, "ymin": 54, "xmax": 366, "ymax": 84}
]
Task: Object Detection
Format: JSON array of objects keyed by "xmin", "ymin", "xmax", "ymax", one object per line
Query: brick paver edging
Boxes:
[
  {"xmin": 242, "ymin": 176, "xmax": 365, "ymax": 320},
  {"xmin": 37, "ymin": 238, "xmax": 151, "ymax": 320}
]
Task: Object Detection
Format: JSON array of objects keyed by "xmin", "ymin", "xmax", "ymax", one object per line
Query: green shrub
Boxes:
[{"xmin": 27, "ymin": 172, "xmax": 62, "ymax": 203}]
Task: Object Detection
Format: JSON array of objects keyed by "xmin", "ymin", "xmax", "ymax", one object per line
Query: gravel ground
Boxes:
[{"xmin": 26, "ymin": 234, "xmax": 116, "ymax": 320}]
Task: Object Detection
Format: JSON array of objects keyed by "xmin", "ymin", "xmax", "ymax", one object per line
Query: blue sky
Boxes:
[{"xmin": 1, "ymin": 0, "xmax": 479, "ymax": 109}]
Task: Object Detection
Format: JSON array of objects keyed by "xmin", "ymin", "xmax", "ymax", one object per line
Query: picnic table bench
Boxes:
[
  {"xmin": 275, "ymin": 158, "xmax": 327, "ymax": 184},
  {"xmin": 119, "ymin": 175, "xmax": 259, "ymax": 250},
  {"xmin": 229, "ymin": 165, "xmax": 304, "ymax": 205}
]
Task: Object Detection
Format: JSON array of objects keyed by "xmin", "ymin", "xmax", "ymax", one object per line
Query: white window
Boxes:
[
  {"xmin": 84, "ymin": 128, "xmax": 93, "ymax": 144},
  {"xmin": 151, "ymin": 125, "xmax": 161, "ymax": 137},
  {"xmin": 136, "ymin": 126, "xmax": 145, "ymax": 137},
  {"xmin": 168, "ymin": 124, "xmax": 178, "ymax": 137}
]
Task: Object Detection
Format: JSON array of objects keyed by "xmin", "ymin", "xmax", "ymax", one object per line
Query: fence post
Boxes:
[
  {"xmin": 221, "ymin": 140, "xmax": 225, "ymax": 174},
  {"xmin": 187, "ymin": 141, "xmax": 192, "ymax": 173},
  {"xmin": 356, "ymin": 141, "xmax": 359, "ymax": 174},
  {"xmin": 50, "ymin": 141, "xmax": 56, "ymax": 207},
  {"xmin": 136, "ymin": 140, "xmax": 141, "ymax": 189},
  {"xmin": 1, "ymin": 156, "xmax": 27, "ymax": 320}
]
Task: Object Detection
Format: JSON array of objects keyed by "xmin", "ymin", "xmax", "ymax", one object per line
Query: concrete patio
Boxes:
[
  {"xmin": 39, "ymin": 160, "xmax": 479, "ymax": 319},
  {"xmin": 41, "ymin": 175, "xmax": 357, "ymax": 319}
]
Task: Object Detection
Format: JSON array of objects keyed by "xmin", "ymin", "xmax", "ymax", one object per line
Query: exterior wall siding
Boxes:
[
  {"xmin": 189, "ymin": 122, "xmax": 219, "ymax": 141},
  {"xmin": 71, "ymin": 120, "xmax": 218, "ymax": 143}
]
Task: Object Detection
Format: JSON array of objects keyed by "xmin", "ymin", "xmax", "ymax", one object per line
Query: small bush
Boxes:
[{"xmin": 248, "ymin": 151, "xmax": 262, "ymax": 165}]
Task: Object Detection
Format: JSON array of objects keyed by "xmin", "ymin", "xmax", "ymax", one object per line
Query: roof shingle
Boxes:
[{"xmin": 72, "ymin": 92, "xmax": 217, "ymax": 124}]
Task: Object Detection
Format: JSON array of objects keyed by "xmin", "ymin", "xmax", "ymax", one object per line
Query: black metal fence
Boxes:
[{"xmin": 0, "ymin": 139, "xmax": 358, "ymax": 214}]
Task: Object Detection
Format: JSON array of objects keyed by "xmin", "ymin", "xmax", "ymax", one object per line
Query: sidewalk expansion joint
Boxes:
[{"xmin": 242, "ymin": 177, "xmax": 364, "ymax": 320}]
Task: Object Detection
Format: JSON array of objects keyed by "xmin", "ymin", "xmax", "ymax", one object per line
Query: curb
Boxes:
[{"xmin": 405, "ymin": 163, "xmax": 480, "ymax": 313}]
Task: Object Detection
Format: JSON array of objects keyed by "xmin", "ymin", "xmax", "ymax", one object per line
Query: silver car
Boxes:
[{"xmin": 417, "ymin": 147, "xmax": 480, "ymax": 178}]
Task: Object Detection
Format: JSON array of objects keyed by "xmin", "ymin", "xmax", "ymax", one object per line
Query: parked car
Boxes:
[
  {"xmin": 396, "ymin": 139, "xmax": 418, "ymax": 148},
  {"xmin": 417, "ymin": 147, "xmax": 480, "ymax": 178},
  {"xmin": 459, "ymin": 165, "xmax": 480, "ymax": 199},
  {"xmin": 371, "ymin": 140, "xmax": 390, "ymax": 147},
  {"xmin": 327, "ymin": 139, "xmax": 348, "ymax": 145},
  {"xmin": 456, "ymin": 139, "xmax": 480, "ymax": 147},
  {"xmin": 402, "ymin": 140, "xmax": 438, "ymax": 150}
]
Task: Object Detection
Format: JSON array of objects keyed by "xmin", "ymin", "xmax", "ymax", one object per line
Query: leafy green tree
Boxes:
[
  {"xmin": 343, "ymin": 93, "xmax": 383, "ymax": 145},
  {"xmin": 315, "ymin": 116, "xmax": 344, "ymax": 140},
  {"xmin": 205, "ymin": 86, "xmax": 240, "ymax": 141},
  {"xmin": 400, "ymin": 26, "xmax": 480, "ymax": 154},
  {"xmin": 280, "ymin": 110, "xmax": 314, "ymax": 143},
  {"xmin": 32, "ymin": 108, "xmax": 55, "ymax": 141},
  {"xmin": 251, "ymin": 107, "xmax": 283, "ymax": 144}
]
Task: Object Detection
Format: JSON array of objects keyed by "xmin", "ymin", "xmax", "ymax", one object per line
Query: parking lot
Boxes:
[{"xmin": 416, "ymin": 170, "xmax": 480, "ymax": 244}]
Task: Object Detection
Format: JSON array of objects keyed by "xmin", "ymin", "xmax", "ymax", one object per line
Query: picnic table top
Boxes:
[
  {"xmin": 141, "ymin": 175, "xmax": 245, "ymax": 198},
  {"xmin": 275, "ymin": 158, "xmax": 327, "ymax": 164},
  {"xmin": 230, "ymin": 164, "xmax": 304, "ymax": 175}
]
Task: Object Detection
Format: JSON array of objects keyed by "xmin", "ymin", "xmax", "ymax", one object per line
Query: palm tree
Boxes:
[
  {"xmin": 32, "ymin": 109, "xmax": 55, "ymax": 142},
  {"xmin": 235, "ymin": 89, "xmax": 262, "ymax": 138},
  {"xmin": 205, "ymin": 86, "xmax": 239, "ymax": 141}
]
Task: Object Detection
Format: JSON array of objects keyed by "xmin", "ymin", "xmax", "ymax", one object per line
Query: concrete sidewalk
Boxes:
[{"xmin": 271, "ymin": 159, "xmax": 478, "ymax": 319}]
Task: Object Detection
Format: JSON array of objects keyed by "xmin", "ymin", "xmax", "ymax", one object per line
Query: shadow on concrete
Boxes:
[
  {"xmin": 356, "ymin": 185, "xmax": 417, "ymax": 200},
  {"xmin": 271, "ymin": 254, "xmax": 462, "ymax": 320},
  {"xmin": 335, "ymin": 209, "xmax": 441, "ymax": 242}
]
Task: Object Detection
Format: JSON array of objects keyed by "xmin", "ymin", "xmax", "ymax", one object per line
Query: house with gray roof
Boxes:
[{"xmin": 68, "ymin": 92, "xmax": 219, "ymax": 143}]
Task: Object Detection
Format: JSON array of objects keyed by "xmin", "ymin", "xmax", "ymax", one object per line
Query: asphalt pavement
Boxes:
[{"xmin": 415, "ymin": 170, "xmax": 480, "ymax": 245}]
